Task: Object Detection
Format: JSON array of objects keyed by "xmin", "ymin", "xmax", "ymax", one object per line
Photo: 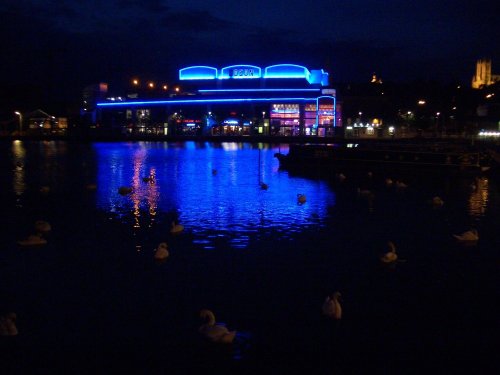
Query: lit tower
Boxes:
[{"xmin": 472, "ymin": 59, "xmax": 492, "ymax": 89}]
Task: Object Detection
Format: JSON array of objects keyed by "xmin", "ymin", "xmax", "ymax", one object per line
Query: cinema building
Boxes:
[{"xmin": 96, "ymin": 64, "xmax": 339, "ymax": 137}]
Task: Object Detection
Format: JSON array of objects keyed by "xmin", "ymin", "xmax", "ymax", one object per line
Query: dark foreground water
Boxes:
[{"xmin": 0, "ymin": 140, "xmax": 498, "ymax": 374}]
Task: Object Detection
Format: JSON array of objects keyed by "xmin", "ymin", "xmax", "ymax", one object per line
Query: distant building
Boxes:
[
  {"xmin": 81, "ymin": 83, "xmax": 108, "ymax": 126},
  {"xmin": 472, "ymin": 59, "xmax": 500, "ymax": 89},
  {"xmin": 95, "ymin": 64, "xmax": 338, "ymax": 137},
  {"xmin": 26, "ymin": 109, "xmax": 67, "ymax": 135},
  {"xmin": 370, "ymin": 73, "xmax": 383, "ymax": 84}
]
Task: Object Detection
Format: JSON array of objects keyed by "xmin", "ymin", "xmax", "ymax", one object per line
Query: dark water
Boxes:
[{"xmin": 0, "ymin": 140, "xmax": 498, "ymax": 374}]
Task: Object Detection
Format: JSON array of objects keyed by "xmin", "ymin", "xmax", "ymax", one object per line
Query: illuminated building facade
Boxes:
[
  {"xmin": 96, "ymin": 64, "xmax": 338, "ymax": 137},
  {"xmin": 472, "ymin": 59, "xmax": 500, "ymax": 89}
]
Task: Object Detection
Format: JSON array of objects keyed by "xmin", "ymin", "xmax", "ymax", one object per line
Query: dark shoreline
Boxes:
[{"xmin": 0, "ymin": 133, "xmax": 492, "ymax": 147}]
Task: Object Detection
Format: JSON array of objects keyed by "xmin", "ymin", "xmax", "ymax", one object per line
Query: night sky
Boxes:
[{"xmin": 1, "ymin": 0, "xmax": 499, "ymax": 109}]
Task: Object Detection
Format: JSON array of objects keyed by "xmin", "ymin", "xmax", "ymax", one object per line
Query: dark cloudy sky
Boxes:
[{"xmin": 1, "ymin": 0, "xmax": 499, "ymax": 106}]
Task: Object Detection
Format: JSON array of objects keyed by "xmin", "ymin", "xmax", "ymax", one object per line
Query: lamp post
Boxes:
[{"xmin": 14, "ymin": 111, "xmax": 22, "ymax": 135}]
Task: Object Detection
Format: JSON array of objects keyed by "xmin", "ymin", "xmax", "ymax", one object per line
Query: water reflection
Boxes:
[
  {"xmin": 468, "ymin": 177, "xmax": 489, "ymax": 217},
  {"xmin": 12, "ymin": 140, "xmax": 26, "ymax": 195},
  {"xmin": 93, "ymin": 142, "xmax": 334, "ymax": 249}
]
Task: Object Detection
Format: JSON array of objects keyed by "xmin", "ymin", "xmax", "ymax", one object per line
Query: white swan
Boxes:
[
  {"xmin": 380, "ymin": 241, "xmax": 398, "ymax": 263},
  {"xmin": 170, "ymin": 221, "xmax": 184, "ymax": 234},
  {"xmin": 453, "ymin": 229, "xmax": 479, "ymax": 243},
  {"xmin": 0, "ymin": 313, "xmax": 18, "ymax": 336},
  {"xmin": 336, "ymin": 173, "xmax": 346, "ymax": 182},
  {"xmin": 357, "ymin": 188, "xmax": 374, "ymax": 200},
  {"xmin": 322, "ymin": 292, "xmax": 342, "ymax": 320},
  {"xmin": 396, "ymin": 181, "xmax": 408, "ymax": 189},
  {"xmin": 35, "ymin": 220, "xmax": 51, "ymax": 234},
  {"xmin": 297, "ymin": 194, "xmax": 307, "ymax": 204},
  {"xmin": 432, "ymin": 196, "xmax": 444, "ymax": 207},
  {"xmin": 118, "ymin": 186, "xmax": 133, "ymax": 195},
  {"xmin": 199, "ymin": 309, "xmax": 236, "ymax": 344},
  {"xmin": 154, "ymin": 242, "xmax": 169, "ymax": 260},
  {"xmin": 17, "ymin": 235, "xmax": 47, "ymax": 247}
]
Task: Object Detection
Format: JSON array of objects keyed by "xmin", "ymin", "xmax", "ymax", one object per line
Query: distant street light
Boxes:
[{"xmin": 14, "ymin": 111, "xmax": 22, "ymax": 134}]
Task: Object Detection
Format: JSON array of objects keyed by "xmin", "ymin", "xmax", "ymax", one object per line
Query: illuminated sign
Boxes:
[
  {"xmin": 233, "ymin": 68, "xmax": 254, "ymax": 77},
  {"xmin": 178, "ymin": 64, "xmax": 329, "ymax": 84},
  {"xmin": 219, "ymin": 65, "xmax": 261, "ymax": 79}
]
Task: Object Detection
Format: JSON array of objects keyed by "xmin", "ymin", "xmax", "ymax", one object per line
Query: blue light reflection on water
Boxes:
[{"xmin": 93, "ymin": 142, "xmax": 336, "ymax": 249}]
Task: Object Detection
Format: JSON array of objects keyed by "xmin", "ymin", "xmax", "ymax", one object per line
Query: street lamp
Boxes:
[{"xmin": 14, "ymin": 111, "xmax": 22, "ymax": 134}]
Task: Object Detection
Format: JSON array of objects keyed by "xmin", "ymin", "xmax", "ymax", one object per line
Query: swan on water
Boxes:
[
  {"xmin": 17, "ymin": 235, "xmax": 47, "ymax": 247},
  {"xmin": 154, "ymin": 242, "xmax": 169, "ymax": 260},
  {"xmin": 380, "ymin": 241, "xmax": 398, "ymax": 263},
  {"xmin": 336, "ymin": 173, "xmax": 346, "ymax": 182},
  {"xmin": 199, "ymin": 309, "xmax": 236, "ymax": 344},
  {"xmin": 396, "ymin": 181, "xmax": 408, "ymax": 189},
  {"xmin": 118, "ymin": 186, "xmax": 133, "ymax": 195},
  {"xmin": 322, "ymin": 292, "xmax": 342, "ymax": 320},
  {"xmin": 35, "ymin": 220, "xmax": 51, "ymax": 234},
  {"xmin": 297, "ymin": 194, "xmax": 307, "ymax": 204},
  {"xmin": 0, "ymin": 313, "xmax": 18, "ymax": 336},
  {"xmin": 432, "ymin": 196, "xmax": 444, "ymax": 207},
  {"xmin": 170, "ymin": 221, "xmax": 184, "ymax": 234},
  {"xmin": 357, "ymin": 188, "xmax": 374, "ymax": 200},
  {"xmin": 453, "ymin": 229, "xmax": 479, "ymax": 243}
]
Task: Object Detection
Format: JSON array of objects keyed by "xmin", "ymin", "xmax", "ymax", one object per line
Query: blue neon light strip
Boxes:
[
  {"xmin": 179, "ymin": 66, "xmax": 218, "ymax": 80},
  {"xmin": 198, "ymin": 88, "xmax": 321, "ymax": 93},
  {"xmin": 264, "ymin": 64, "xmax": 311, "ymax": 80},
  {"xmin": 97, "ymin": 97, "xmax": 319, "ymax": 107}
]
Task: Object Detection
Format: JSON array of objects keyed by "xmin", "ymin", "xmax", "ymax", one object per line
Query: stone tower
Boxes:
[{"xmin": 472, "ymin": 59, "xmax": 496, "ymax": 88}]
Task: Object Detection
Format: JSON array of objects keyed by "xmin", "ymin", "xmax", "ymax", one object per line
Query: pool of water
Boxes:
[{"xmin": 0, "ymin": 140, "xmax": 498, "ymax": 374}]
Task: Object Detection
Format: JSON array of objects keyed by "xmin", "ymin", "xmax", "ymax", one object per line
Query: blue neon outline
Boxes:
[
  {"xmin": 315, "ymin": 95, "xmax": 336, "ymax": 128},
  {"xmin": 218, "ymin": 65, "xmax": 261, "ymax": 79},
  {"xmin": 198, "ymin": 88, "xmax": 321, "ymax": 93},
  {"xmin": 97, "ymin": 97, "xmax": 317, "ymax": 107},
  {"xmin": 264, "ymin": 64, "xmax": 311, "ymax": 80},
  {"xmin": 179, "ymin": 66, "xmax": 218, "ymax": 80}
]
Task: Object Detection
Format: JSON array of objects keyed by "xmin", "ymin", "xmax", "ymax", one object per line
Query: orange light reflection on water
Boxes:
[{"xmin": 468, "ymin": 177, "xmax": 489, "ymax": 217}]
